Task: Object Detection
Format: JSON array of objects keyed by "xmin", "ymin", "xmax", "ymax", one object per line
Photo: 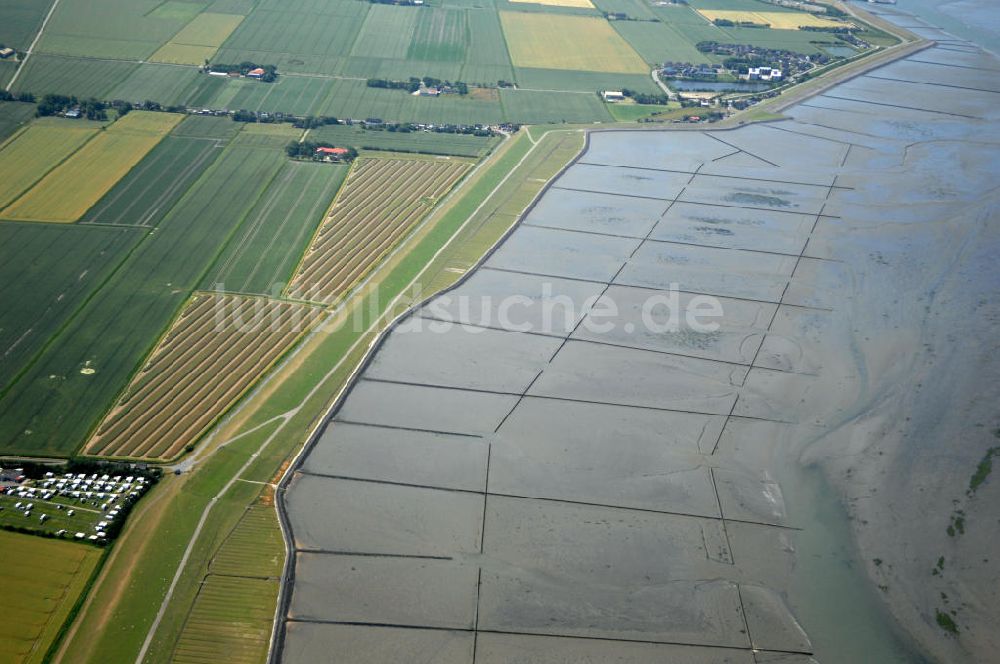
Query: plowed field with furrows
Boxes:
[
  {"xmin": 287, "ymin": 157, "xmax": 469, "ymax": 303},
  {"xmin": 84, "ymin": 294, "xmax": 324, "ymax": 460}
]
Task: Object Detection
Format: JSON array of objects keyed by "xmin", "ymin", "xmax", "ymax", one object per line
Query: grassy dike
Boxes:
[{"xmin": 53, "ymin": 126, "xmax": 586, "ymax": 664}]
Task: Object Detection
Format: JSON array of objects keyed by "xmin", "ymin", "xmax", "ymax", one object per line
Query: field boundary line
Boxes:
[
  {"xmin": 5, "ymin": 0, "xmax": 62, "ymax": 91},
  {"xmin": 0, "ymin": 122, "xmax": 31, "ymax": 153}
]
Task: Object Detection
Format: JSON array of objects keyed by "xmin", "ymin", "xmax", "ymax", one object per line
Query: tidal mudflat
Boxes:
[{"xmin": 275, "ymin": 6, "xmax": 1000, "ymax": 662}]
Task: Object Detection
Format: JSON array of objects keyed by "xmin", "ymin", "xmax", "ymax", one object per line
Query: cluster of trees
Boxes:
[
  {"xmin": 801, "ymin": 25, "xmax": 855, "ymax": 33},
  {"xmin": 0, "ymin": 90, "xmax": 35, "ymax": 103},
  {"xmin": 135, "ymin": 99, "xmax": 187, "ymax": 113},
  {"xmin": 619, "ymin": 89, "xmax": 671, "ymax": 106},
  {"xmin": 712, "ymin": 18, "xmax": 766, "ymax": 28},
  {"xmin": 35, "ymin": 94, "xmax": 111, "ymax": 119},
  {"xmin": 232, "ymin": 108, "xmax": 265, "ymax": 122},
  {"xmin": 285, "ymin": 141, "xmax": 358, "ymax": 161},
  {"xmin": 3, "ymin": 91, "xmax": 187, "ymax": 116},
  {"xmin": 292, "ymin": 115, "xmax": 342, "ymax": 129},
  {"xmin": 681, "ymin": 110, "xmax": 725, "ymax": 122},
  {"xmin": 290, "ymin": 113, "xmax": 500, "ymax": 135},
  {"xmin": 366, "ymin": 77, "xmax": 420, "ymax": 92},
  {"xmin": 366, "ymin": 76, "xmax": 469, "ymax": 95},
  {"xmin": 373, "ymin": 122, "xmax": 495, "ymax": 136},
  {"xmin": 206, "ymin": 61, "xmax": 278, "ymax": 82}
]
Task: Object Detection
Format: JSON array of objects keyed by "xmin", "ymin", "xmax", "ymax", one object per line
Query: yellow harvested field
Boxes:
[
  {"xmin": 287, "ymin": 157, "xmax": 470, "ymax": 303},
  {"xmin": 149, "ymin": 43, "xmax": 218, "ymax": 65},
  {"xmin": 0, "ymin": 120, "xmax": 99, "ymax": 210},
  {"xmin": 696, "ymin": 9, "xmax": 850, "ymax": 30},
  {"xmin": 510, "ymin": 0, "xmax": 594, "ymax": 8},
  {"xmin": 150, "ymin": 12, "xmax": 244, "ymax": 64},
  {"xmin": 172, "ymin": 12, "xmax": 244, "ymax": 45},
  {"xmin": 1, "ymin": 112, "xmax": 181, "ymax": 222},
  {"xmin": 84, "ymin": 293, "xmax": 325, "ymax": 460},
  {"xmin": 110, "ymin": 109, "xmax": 186, "ymax": 134},
  {"xmin": 0, "ymin": 530, "xmax": 102, "ymax": 664},
  {"xmin": 500, "ymin": 12, "xmax": 648, "ymax": 73}
]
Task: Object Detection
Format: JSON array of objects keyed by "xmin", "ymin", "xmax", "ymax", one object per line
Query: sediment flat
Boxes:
[{"xmin": 274, "ymin": 6, "xmax": 1000, "ymax": 661}]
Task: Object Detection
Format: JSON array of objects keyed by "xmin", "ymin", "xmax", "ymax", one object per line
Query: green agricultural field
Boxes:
[
  {"xmin": 0, "ymin": 131, "xmax": 287, "ymax": 457},
  {"xmin": 607, "ymin": 101, "xmax": 690, "ymax": 122},
  {"xmin": 513, "ymin": 66, "xmax": 659, "ymax": 93},
  {"xmin": 9, "ymin": 54, "xmax": 140, "ymax": 100},
  {"xmin": 0, "ymin": 530, "xmax": 102, "ymax": 664},
  {"xmin": 0, "ymin": 118, "xmax": 101, "ymax": 211},
  {"xmin": 0, "ymin": 0, "xmax": 52, "ymax": 50},
  {"xmin": 0, "ymin": 101, "xmax": 35, "ymax": 143},
  {"xmin": 171, "ymin": 113, "xmax": 244, "ymax": 140},
  {"xmin": 317, "ymin": 78, "xmax": 505, "ymax": 125},
  {"xmin": 232, "ymin": 120, "xmax": 303, "ymax": 148},
  {"xmin": 612, "ymin": 20, "xmax": 715, "ymax": 65},
  {"xmin": 310, "ymin": 124, "xmax": 500, "ymax": 158},
  {"xmin": 591, "ymin": 0, "xmax": 655, "ymax": 20},
  {"xmin": 500, "ymin": 11, "xmax": 649, "ymax": 74},
  {"xmin": 205, "ymin": 160, "xmax": 347, "ymax": 295},
  {"xmin": 0, "ymin": 60, "xmax": 16, "ymax": 89},
  {"xmin": 460, "ymin": 8, "xmax": 515, "ymax": 86},
  {"xmin": 36, "ymin": 0, "xmax": 203, "ymax": 60},
  {"xmin": 81, "ymin": 135, "xmax": 224, "ymax": 226},
  {"xmin": 0, "ymin": 222, "xmax": 141, "ymax": 392},
  {"xmin": 721, "ymin": 25, "xmax": 829, "ymax": 53},
  {"xmin": 148, "ymin": 0, "xmax": 206, "ymax": 22},
  {"xmin": 2, "ymin": 111, "xmax": 183, "ymax": 223},
  {"xmin": 151, "ymin": 12, "xmax": 246, "ymax": 65},
  {"xmin": 351, "ymin": 5, "xmax": 420, "ymax": 60},
  {"xmin": 408, "ymin": 7, "xmax": 468, "ymax": 62},
  {"xmin": 500, "ymin": 88, "xmax": 613, "ymax": 123},
  {"xmin": 170, "ymin": 576, "xmax": 278, "ymax": 664},
  {"xmin": 109, "ymin": 64, "xmax": 213, "ymax": 108},
  {"xmin": 213, "ymin": 0, "xmax": 369, "ymax": 76},
  {"xmin": 339, "ymin": 4, "xmax": 474, "ymax": 81},
  {"xmin": 207, "ymin": 74, "xmax": 337, "ymax": 117},
  {"xmin": 167, "ymin": 504, "xmax": 283, "ymax": 664}
]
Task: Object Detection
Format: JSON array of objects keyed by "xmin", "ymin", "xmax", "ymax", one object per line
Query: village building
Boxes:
[
  {"xmin": 741, "ymin": 66, "xmax": 783, "ymax": 81},
  {"xmin": 602, "ymin": 90, "xmax": 625, "ymax": 102},
  {"xmin": 315, "ymin": 146, "xmax": 350, "ymax": 162}
]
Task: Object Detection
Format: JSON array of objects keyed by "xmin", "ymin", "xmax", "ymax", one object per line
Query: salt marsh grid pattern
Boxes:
[{"xmin": 272, "ymin": 19, "xmax": 1000, "ymax": 662}]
